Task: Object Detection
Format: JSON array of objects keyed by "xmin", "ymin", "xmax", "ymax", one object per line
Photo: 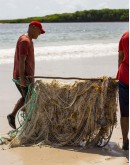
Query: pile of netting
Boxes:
[{"xmin": 2, "ymin": 77, "xmax": 118, "ymax": 148}]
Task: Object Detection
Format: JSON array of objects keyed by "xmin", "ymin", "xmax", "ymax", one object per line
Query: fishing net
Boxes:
[{"xmin": 1, "ymin": 77, "xmax": 118, "ymax": 148}]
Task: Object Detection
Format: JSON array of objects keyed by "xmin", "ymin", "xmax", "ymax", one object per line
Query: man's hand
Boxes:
[{"xmin": 20, "ymin": 78, "xmax": 29, "ymax": 87}]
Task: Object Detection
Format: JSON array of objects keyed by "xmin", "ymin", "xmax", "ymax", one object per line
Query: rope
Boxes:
[
  {"xmin": 29, "ymin": 76, "xmax": 116, "ymax": 81},
  {"xmin": 7, "ymin": 79, "xmax": 36, "ymax": 139}
]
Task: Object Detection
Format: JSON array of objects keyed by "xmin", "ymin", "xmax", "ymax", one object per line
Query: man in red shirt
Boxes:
[
  {"xmin": 7, "ymin": 21, "xmax": 45, "ymax": 129},
  {"xmin": 116, "ymin": 31, "xmax": 129, "ymax": 150}
]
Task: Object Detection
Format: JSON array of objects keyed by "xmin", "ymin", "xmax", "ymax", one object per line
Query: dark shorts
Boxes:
[
  {"xmin": 118, "ymin": 81, "xmax": 129, "ymax": 117},
  {"xmin": 15, "ymin": 83, "xmax": 28, "ymax": 100}
]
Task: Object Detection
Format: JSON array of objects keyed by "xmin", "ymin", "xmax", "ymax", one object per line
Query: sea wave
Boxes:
[{"xmin": 0, "ymin": 43, "xmax": 118, "ymax": 64}]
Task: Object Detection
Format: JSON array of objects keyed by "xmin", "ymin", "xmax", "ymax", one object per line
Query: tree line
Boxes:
[{"xmin": 0, "ymin": 9, "xmax": 128, "ymax": 23}]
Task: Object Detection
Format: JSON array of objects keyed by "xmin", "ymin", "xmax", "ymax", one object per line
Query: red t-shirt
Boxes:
[
  {"xmin": 13, "ymin": 34, "xmax": 35, "ymax": 82},
  {"xmin": 116, "ymin": 32, "xmax": 129, "ymax": 85}
]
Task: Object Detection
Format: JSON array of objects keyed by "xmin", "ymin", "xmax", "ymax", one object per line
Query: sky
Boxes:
[{"xmin": 0, "ymin": 0, "xmax": 129, "ymax": 20}]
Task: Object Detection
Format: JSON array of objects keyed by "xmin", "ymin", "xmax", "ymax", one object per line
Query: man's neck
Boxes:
[{"xmin": 25, "ymin": 33, "xmax": 32, "ymax": 40}]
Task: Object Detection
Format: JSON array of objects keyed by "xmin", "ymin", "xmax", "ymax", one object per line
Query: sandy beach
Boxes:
[{"xmin": 0, "ymin": 55, "xmax": 129, "ymax": 165}]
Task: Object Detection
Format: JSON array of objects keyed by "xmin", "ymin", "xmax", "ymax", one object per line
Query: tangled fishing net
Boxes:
[{"xmin": 1, "ymin": 77, "xmax": 118, "ymax": 148}]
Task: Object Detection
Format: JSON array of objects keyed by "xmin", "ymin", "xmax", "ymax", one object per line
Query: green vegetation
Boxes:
[{"xmin": 0, "ymin": 9, "xmax": 128, "ymax": 23}]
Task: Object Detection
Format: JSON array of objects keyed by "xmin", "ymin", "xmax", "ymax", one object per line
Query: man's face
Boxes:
[{"xmin": 32, "ymin": 26, "xmax": 42, "ymax": 39}]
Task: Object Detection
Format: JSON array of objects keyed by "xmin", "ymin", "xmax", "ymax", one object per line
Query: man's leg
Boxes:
[
  {"xmin": 7, "ymin": 97, "xmax": 24, "ymax": 129},
  {"xmin": 119, "ymin": 81, "xmax": 129, "ymax": 150},
  {"xmin": 120, "ymin": 117, "xmax": 129, "ymax": 144},
  {"xmin": 11, "ymin": 97, "xmax": 24, "ymax": 117},
  {"xmin": 7, "ymin": 84, "xmax": 28, "ymax": 129}
]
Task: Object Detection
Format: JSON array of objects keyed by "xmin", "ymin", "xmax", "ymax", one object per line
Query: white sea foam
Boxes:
[{"xmin": 0, "ymin": 43, "xmax": 118, "ymax": 64}]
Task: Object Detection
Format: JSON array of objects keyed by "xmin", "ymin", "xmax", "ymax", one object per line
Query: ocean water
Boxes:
[{"xmin": 0, "ymin": 22, "xmax": 128, "ymax": 64}]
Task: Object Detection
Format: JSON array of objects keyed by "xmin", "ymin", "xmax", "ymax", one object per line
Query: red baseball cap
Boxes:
[{"xmin": 29, "ymin": 21, "xmax": 45, "ymax": 34}]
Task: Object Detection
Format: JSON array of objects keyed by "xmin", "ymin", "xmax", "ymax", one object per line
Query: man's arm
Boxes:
[
  {"xmin": 118, "ymin": 51, "xmax": 124, "ymax": 68},
  {"xmin": 19, "ymin": 54, "xmax": 28, "ymax": 87}
]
